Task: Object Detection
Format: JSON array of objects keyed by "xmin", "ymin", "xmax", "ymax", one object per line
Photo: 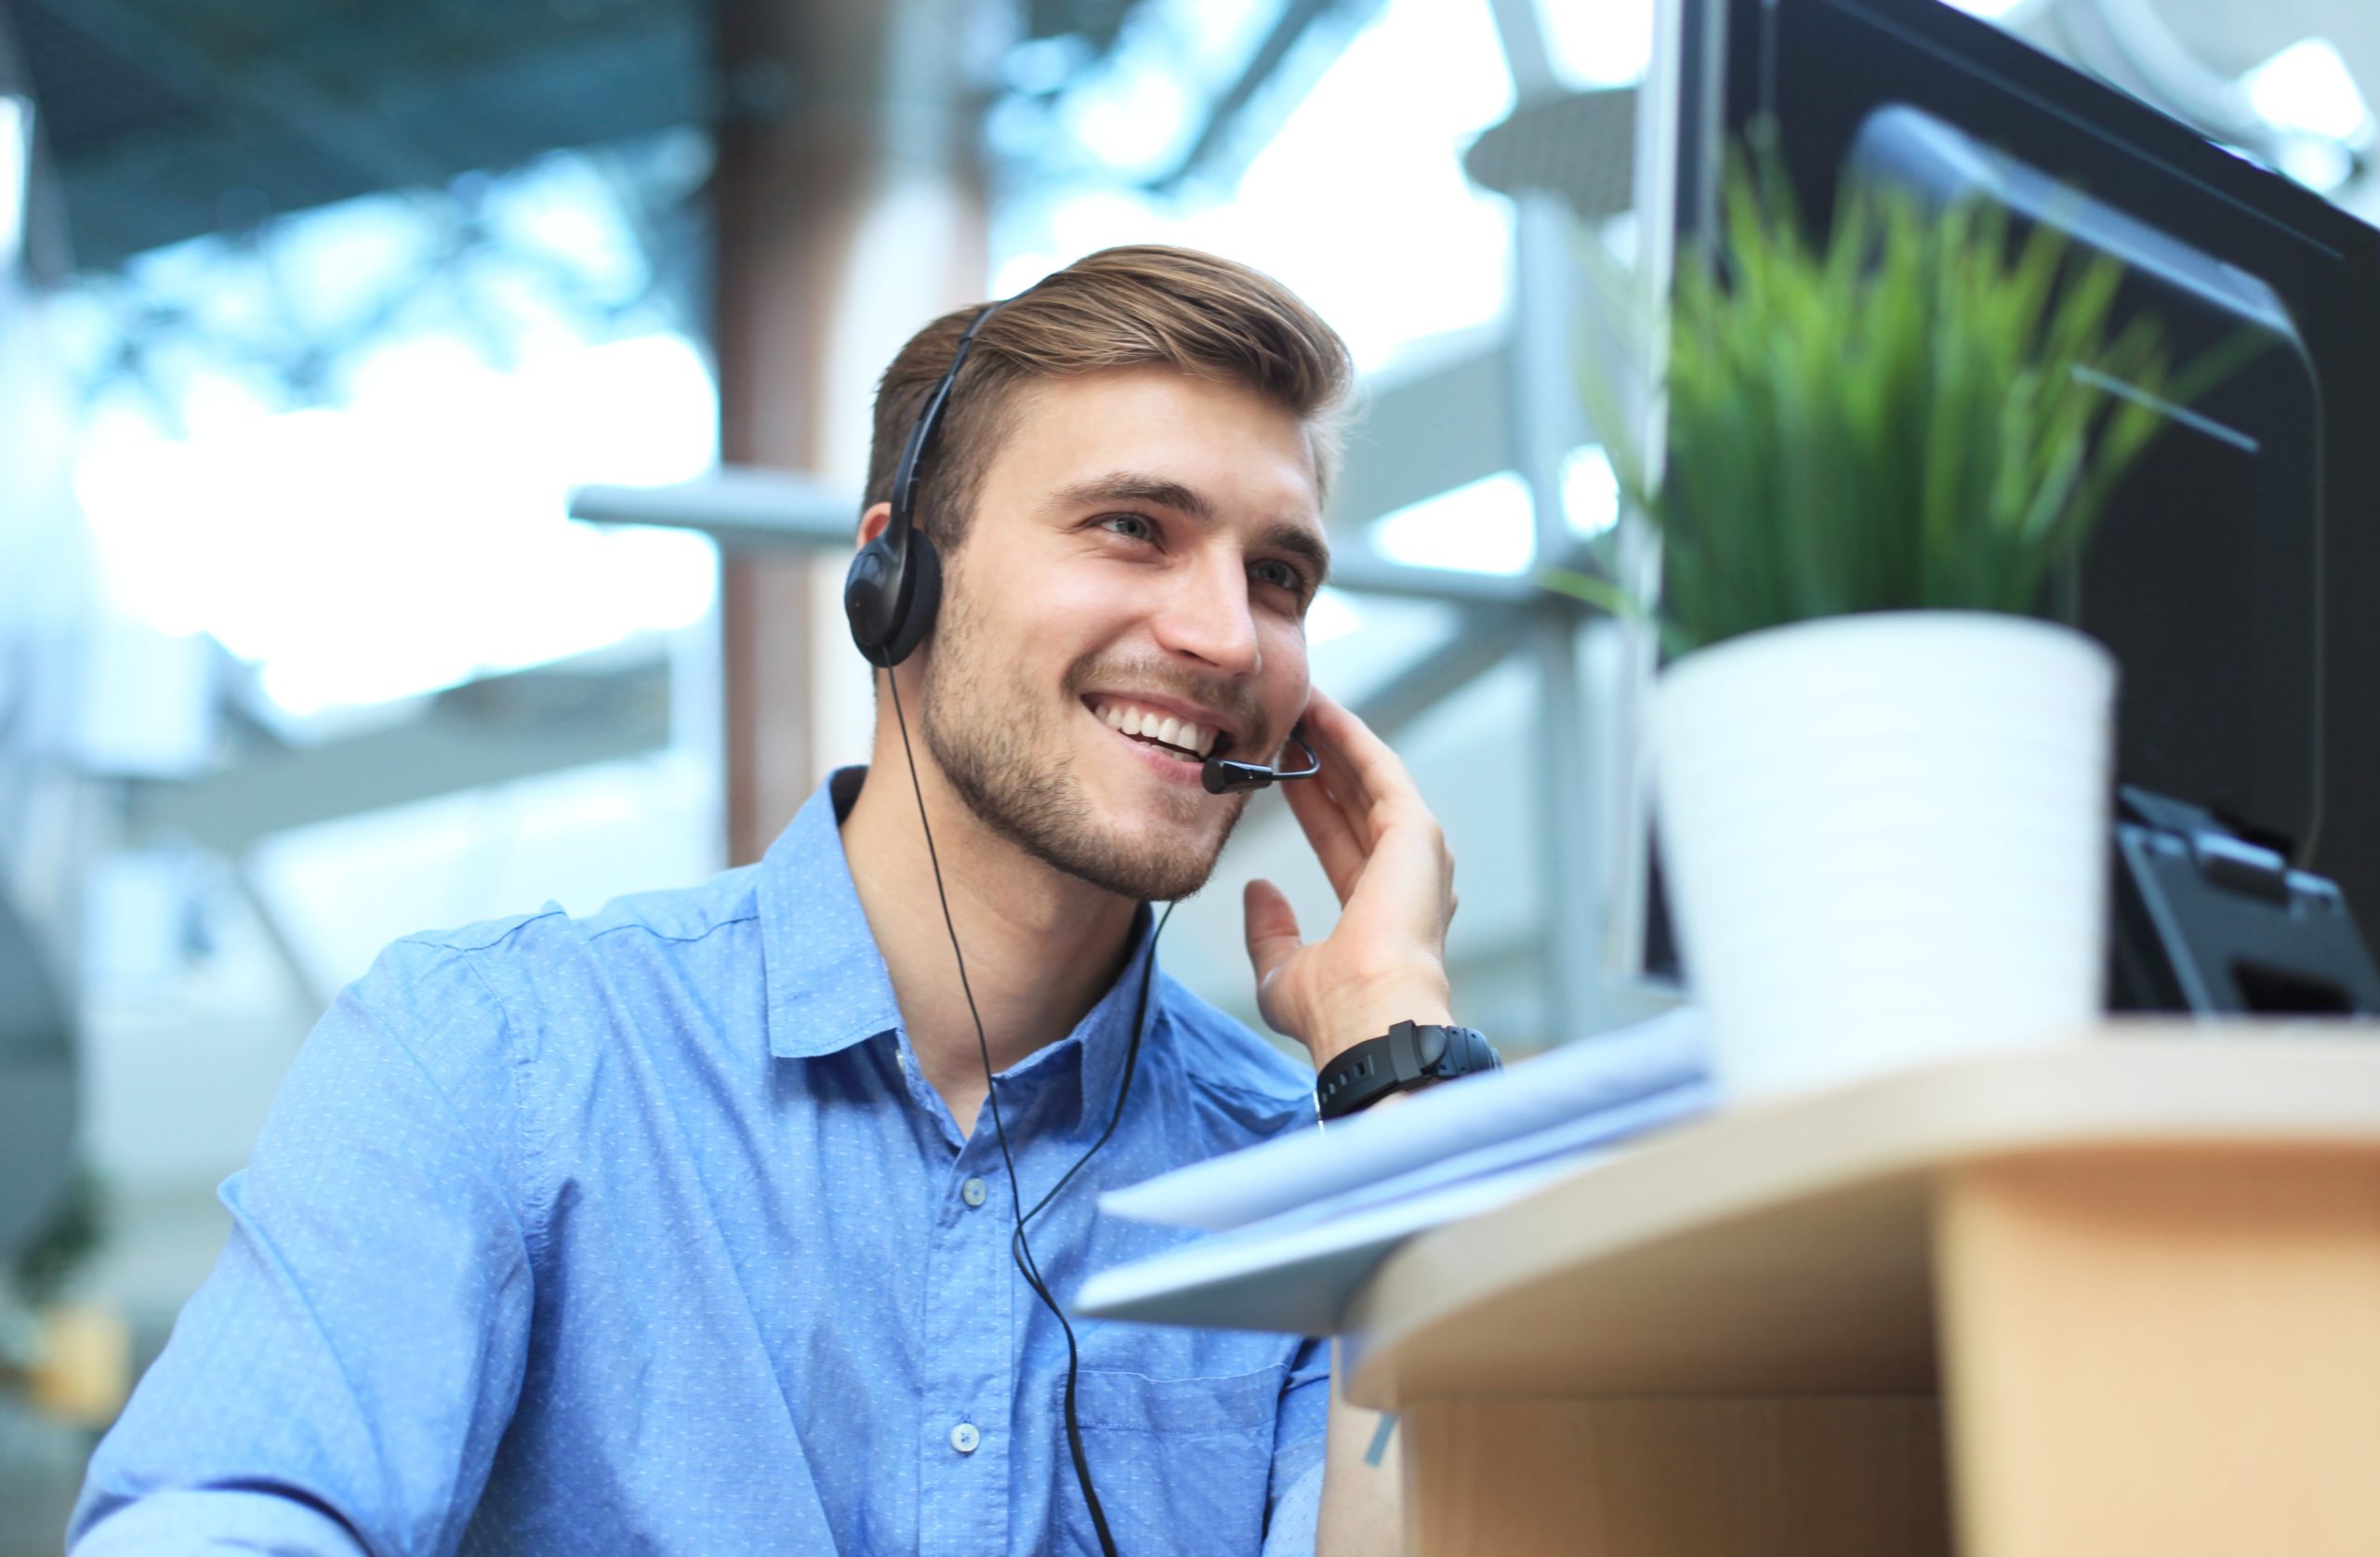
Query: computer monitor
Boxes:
[{"xmin": 1624, "ymin": 0, "xmax": 2380, "ymax": 983}]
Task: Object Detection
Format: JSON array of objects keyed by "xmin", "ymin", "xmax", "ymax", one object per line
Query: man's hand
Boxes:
[{"xmin": 1241, "ymin": 689, "xmax": 1457, "ymax": 1068}]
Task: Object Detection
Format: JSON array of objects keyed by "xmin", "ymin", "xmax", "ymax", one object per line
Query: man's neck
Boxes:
[{"xmin": 839, "ymin": 748, "xmax": 1143, "ymax": 1136}]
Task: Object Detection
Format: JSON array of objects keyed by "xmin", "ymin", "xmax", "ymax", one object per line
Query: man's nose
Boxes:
[{"xmin": 1151, "ymin": 550, "xmax": 1262, "ymax": 676}]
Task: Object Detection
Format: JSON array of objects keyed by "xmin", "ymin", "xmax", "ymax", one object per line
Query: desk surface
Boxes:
[{"xmin": 1340, "ymin": 1025, "xmax": 2380, "ymax": 1410}]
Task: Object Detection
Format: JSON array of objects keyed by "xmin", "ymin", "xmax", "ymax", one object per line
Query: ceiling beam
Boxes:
[
  {"xmin": 21, "ymin": 0, "xmax": 449, "ymax": 194},
  {"xmin": 1147, "ymin": 0, "xmax": 1379, "ymax": 194},
  {"xmin": 129, "ymin": 649, "xmax": 672, "ymax": 858}
]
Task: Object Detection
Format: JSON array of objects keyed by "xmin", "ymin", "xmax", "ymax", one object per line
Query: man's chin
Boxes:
[
  {"xmin": 1106, "ymin": 846, "xmax": 1228, "ymax": 903},
  {"xmin": 1020, "ymin": 771, "xmax": 1242, "ymax": 902},
  {"xmin": 920, "ymin": 695, "xmax": 1245, "ymax": 903}
]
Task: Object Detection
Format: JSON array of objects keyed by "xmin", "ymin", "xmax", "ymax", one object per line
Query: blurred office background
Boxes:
[{"xmin": 1, "ymin": 0, "xmax": 2375, "ymax": 1542}]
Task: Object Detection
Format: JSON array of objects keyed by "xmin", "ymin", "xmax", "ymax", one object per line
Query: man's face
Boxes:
[{"xmin": 916, "ymin": 365, "xmax": 1327, "ymax": 903}]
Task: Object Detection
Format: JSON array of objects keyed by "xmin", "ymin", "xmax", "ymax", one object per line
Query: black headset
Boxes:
[{"xmin": 841, "ymin": 301, "xmax": 1002, "ymax": 667}]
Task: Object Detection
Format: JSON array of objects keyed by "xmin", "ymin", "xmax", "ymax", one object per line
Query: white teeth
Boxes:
[{"xmin": 1094, "ymin": 699, "xmax": 1224, "ymax": 757}]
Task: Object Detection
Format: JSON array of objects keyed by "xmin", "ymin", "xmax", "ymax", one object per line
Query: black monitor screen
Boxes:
[{"xmin": 1641, "ymin": 0, "xmax": 2380, "ymax": 970}]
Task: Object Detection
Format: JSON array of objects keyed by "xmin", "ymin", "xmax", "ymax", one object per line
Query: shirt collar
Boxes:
[
  {"xmin": 757, "ymin": 766, "xmax": 1169, "ymax": 1133},
  {"xmin": 756, "ymin": 767, "xmax": 905, "ymax": 1062},
  {"xmin": 1023, "ymin": 899, "xmax": 1162, "ymax": 1135}
]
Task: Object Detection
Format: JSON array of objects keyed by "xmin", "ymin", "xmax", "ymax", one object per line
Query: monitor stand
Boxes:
[{"xmin": 2111, "ymin": 786, "xmax": 2380, "ymax": 1016}]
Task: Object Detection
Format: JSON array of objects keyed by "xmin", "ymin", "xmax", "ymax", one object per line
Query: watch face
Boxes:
[
  {"xmin": 1416, "ymin": 1025, "xmax": 1449, "ymax": 1068},
  {"xmin": 1315, "ymin": 1026, "xmax": 1498, "ymax": 1121}
]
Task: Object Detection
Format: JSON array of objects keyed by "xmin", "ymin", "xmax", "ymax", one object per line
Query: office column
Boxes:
[{"xmin": 712, "ymin": 0, "xmax": 986, "ymax": 864}]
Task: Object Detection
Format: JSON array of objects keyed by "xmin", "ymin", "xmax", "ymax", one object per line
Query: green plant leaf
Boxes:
[{"xmin": 1563, "ymin": 120, "xmax": 2234, "ymax": 653}]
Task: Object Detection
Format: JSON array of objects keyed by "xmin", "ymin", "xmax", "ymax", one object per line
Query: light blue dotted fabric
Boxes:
[{"xmin": 71, "ymin": 768, "xmax": 1330, "ymax": 1556}]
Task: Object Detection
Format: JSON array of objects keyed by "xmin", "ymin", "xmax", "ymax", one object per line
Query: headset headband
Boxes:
[{"xmin": 887, "ymin": 300, "xmax": 1004, "ymax": 551}]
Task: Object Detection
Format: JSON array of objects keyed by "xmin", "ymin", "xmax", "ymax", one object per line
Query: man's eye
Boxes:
[
  {"xmin": 1252, "ymin": 560, "xmax": 1303, "ymax": 592},
  {"xmin": 1100, "ymin": 514, "xmax": 1156, "ymax": 542}
]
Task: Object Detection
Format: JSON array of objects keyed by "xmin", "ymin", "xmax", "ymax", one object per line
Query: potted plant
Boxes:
[{"xmin": 1555, "ymin": 133, "xmax": 2232, "ymax": 1099}]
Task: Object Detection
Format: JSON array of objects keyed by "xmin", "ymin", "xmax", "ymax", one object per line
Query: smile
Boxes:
[{"xmin": 1084, "ymin": 694, "xmax": 1224, "ymax": 764}]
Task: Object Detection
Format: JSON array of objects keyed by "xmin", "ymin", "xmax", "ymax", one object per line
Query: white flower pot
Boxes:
[{"xmin": 1651, "ymin": 612, "xmax": 2116, "ymax": 1101}]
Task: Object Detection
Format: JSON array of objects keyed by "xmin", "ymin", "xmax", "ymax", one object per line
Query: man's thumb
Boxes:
[{"xmin": 1242, "ymin": 877, "xmax": 1302, "ymax": 983}]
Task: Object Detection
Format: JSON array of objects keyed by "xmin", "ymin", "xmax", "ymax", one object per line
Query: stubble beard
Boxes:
[{"xmin": 917, "ymin": 585, "xmax": 1253, "ymax": 904}]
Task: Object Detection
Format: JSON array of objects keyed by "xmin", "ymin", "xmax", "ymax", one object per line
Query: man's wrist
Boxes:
[
  {"xmin": 1313, "ymin": 1017, "xmax": 1499, "ymax": 1122},
  {"xmin": 1308, "ymin": 981, "xmax": 1453, "ymax": 1067}
]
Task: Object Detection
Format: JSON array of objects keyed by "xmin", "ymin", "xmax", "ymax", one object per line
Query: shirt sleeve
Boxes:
[
  {"xmin": 1261, "ymin": 1332, "xmax": 1331, "ymax": 1556},
  {"xmin": 69, "ymin": 937, "xmax": 539, "ymax": 1557}
]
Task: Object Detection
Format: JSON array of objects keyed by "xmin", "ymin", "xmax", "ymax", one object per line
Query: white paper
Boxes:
[
  {"xmin": 1100, "ymin": 1007, "xmax": 1707, "ymax": 1233},
  {"xmin": 1076, "ymin": 1161, "xmax": 1575, "ymax": 1334},
  {"xmin": 1075, "ymin": 1083, "xmax": 1711, "ymax": 1334}
]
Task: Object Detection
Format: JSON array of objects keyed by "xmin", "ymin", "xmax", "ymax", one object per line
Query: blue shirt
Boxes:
[{"xmin": 72, "ymin": 768, "xmax": 1330, "ymax": 1556}]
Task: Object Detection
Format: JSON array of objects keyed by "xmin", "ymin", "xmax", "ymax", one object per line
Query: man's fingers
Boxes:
[
  {"xmin": 1242, "ymin": 878, "xmax": 1304, "ymax": 990},
  {"xmin": 1301, "ymin": 689, "xmax": 1424, "ymax": 831},
  {"xmin": 1283, "ymin": 774, "xmax": 1366, "ymax": 904},
  {"xmin": 1295, "ymin": 696, "xmax": 1377, "ymax": 819}
]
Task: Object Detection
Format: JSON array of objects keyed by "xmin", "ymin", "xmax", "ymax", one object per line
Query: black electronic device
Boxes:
[
  {"xmin": 1629, "ymin": 0, "xmax": 2380, "ymax": 997},
  {"xmin": 1202, "ymin": 728, "xmax": 1323, "ymax": 794},
  {"xmin": 842, "ymin": 301, "xmax": 1002, "ymax": 668},
  {"xmin": 2112, "ymin": 786, "xmax": 2380, "ymax": 1015}
]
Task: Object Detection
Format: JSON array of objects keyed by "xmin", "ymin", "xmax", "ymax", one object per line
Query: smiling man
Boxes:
[{"xmin": 70, "ymin": 246, "xmax": 1469, "ymax": 1556}]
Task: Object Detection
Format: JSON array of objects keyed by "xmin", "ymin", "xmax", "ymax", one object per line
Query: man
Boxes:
[{"xmin": 71, "ymin": 245, "xmax": 1465, "ymax": 1554}]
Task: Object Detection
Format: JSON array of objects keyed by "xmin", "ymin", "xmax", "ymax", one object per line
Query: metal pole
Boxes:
[{"xmin": 1511, "ymin": 190, "xmax": 1599, "ymax": 1046}]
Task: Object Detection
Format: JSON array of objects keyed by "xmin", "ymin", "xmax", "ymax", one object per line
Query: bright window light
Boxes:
[
  {"xmin": 0, "ymin": 96, "xmax": 29, "ymax": 269},
  {"xmin": 2275, "ymin": 138, "xmax": 2357, "ymax": 192},
  {"xmin": 1564, "ymin": 445, "xmax": 1621, "ymax": 536},
  {"xmin": 76, "ymin": 332, "xmax": 720, "ymax": 718},
  {"xmin": 1305, "ymin": 585, "xmax": 1363, "ymax": 645},
  {"xmin": 2245, "ymin": 37, "xmax": 2375, "ymax": 146},
  {"xmin": 1062, "ymin": 55, "xmax": 1197, "ymax": 178},
  {"xmin": 1937, "ymin": 0, "xmax": 2031, "ymax": 20},
  {"xmin": 995, "ymin": 0, "xmax": 1517, "ymax": 373},
  {"xmin": 1533, "ymin": 0, "xmax": 1654, "ymax": 90},
  {"xmin": 1369, "ymin": 469, "xmax": 1535, "ymax": 574}
]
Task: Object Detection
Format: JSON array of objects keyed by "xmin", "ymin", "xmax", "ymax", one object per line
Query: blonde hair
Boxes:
[{"xmin": 864, "ymin": 244, "xmax": 1354, "ymax": 547}]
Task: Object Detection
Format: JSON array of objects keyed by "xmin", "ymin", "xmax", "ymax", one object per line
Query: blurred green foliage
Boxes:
[{"xmin": 1553, "ymin": 120, "xmax": 2250, "ymax": 656}]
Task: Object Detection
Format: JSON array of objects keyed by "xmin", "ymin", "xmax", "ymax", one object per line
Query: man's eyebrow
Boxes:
[
  {"xmin": 1047, "ymin": 471, "xmax": 1215, "ymax": 521},
  {"xmin": 1049, "ymin": 470, "xmax": 1332, "ymax": 587}
]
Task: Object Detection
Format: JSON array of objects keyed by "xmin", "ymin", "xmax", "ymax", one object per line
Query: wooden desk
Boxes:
[{"xmin": 1334, "ymin": 1027, "xmax": 2380, "ymax": 1556}]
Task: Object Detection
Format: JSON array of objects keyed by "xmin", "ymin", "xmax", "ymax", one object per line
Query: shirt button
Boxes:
[
  {"xmin": 950, "ymin": 1421, "xmax": 981, "ymax": 1455},
  {"xmin": 960, "ymin": 1177, "xmax": 987, "ymax": 1208}
]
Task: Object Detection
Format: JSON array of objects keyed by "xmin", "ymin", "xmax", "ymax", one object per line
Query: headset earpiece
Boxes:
[
  {"xmin": 845, "ymin": 299, "xmax": 1004, "ymax": 671},
  {"xmin": 843, "ymin": 522, "xmax": 942, "ymax": 668}
]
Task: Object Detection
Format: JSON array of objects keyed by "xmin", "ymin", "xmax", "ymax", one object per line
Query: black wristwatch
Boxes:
[{"xmin": 1315, "ymin": 1021, "xmax": 1500, "ymax": 1122}]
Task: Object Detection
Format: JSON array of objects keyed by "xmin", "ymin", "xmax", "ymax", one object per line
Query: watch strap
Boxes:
[{"xmin": 1315, "ymin": 1021, "xmax": 1499, "ymax": 1121}]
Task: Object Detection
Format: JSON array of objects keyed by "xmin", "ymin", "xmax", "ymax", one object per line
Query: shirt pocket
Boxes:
[{"xmin": 1050, "ymin": 1364, "xmax": 1287, "ymax": 1555}]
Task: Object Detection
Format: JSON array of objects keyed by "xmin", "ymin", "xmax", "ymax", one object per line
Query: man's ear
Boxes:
[{"xmin": 855, "ymin": 500, "xmax": 894, "ymax": 550}]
